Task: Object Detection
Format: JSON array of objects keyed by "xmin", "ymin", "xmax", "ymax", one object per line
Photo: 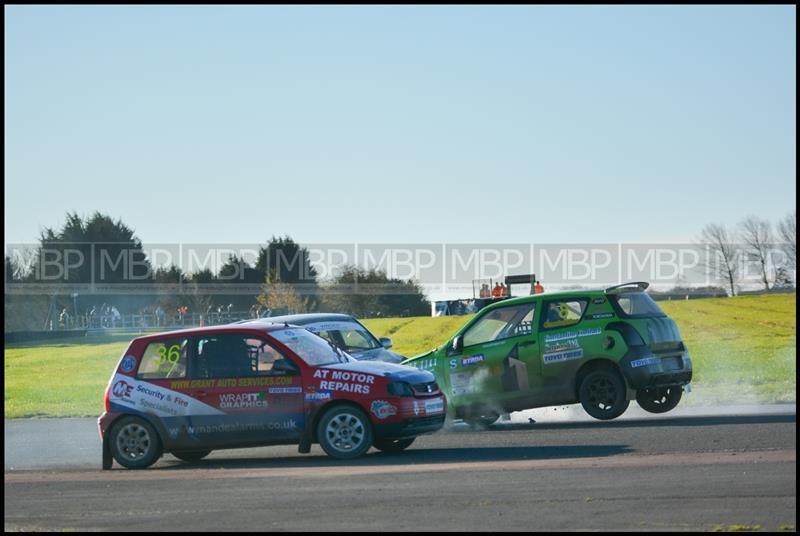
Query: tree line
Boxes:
[
  {"xmin": 4, "ymin": 212, "xmax": 429, "ymax": 331},
  {"xmin": 697, "ymin": 209, "xmax": 796, "ymax": 296}
]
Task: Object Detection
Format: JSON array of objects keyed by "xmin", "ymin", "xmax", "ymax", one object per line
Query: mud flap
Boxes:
[{"xmin": 102, "ymin": 437, "xmax": 113, "ymax": 470}]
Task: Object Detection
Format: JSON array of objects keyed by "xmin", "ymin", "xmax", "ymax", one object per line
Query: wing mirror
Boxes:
[{"xmin": 379, "ymin": 337, "xmax": 393, "ymax": 349}]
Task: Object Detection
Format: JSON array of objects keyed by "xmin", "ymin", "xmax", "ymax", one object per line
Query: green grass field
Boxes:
[{"xmin": 4, "ymin": 294, "xmax": 795, "ymax": 418}]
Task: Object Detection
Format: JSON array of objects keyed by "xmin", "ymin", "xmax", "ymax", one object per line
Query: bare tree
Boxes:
[
  {"xmin": 739, "ymin": 216, "xmax": 773, "ymax": 291},
  {"xmin": 257, "ymin": 277, "xmax": 308, "ymax": 315},
  {"xmin": 696, "ymin": 223, "xmax": 739, "ymax": 296},
  {"xmin": 777, "ymin": 209, "xmax": 796, "ymax": 270}
]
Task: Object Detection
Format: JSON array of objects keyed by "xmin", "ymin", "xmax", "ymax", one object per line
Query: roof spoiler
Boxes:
[{"xmin": 605, "ymin": 281, "xmax": 649, "ymax": 294}]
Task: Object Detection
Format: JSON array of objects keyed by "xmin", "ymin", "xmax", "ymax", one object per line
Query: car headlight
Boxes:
[{"xmin": 387, "ymin": 381, "xmax": 414, "ymax": 397}]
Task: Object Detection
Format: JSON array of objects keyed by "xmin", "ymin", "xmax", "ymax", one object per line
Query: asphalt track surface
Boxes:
[{"xmin": 5, "ymin": 404, "xmax": 797, "ymax": 531}]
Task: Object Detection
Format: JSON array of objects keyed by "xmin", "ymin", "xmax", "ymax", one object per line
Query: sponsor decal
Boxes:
[
  {"xmin": 306, "ymin": 321, "xmax": 359, "ymax": 333},
  {"xmin": 461, "ymin": 354, "xmax": 485, "ymax": 367},
  {"xmin": 169, "ymin": 376, "xmax": 294, "ymax": 390},
  {"xmin": 109, "ymin": 374, "xmax": 223, "ymax": 417},
  {"xmin": 304, "ymin": 390, "xmax": 333, "ymax": 402},
  {"xmin": 112, "ymin": 380, "xmax": 134, "ymax": 399},
  {"xmin": 450, "ymin": 371, "xmax": 478, "ymax": 396},
  {"xmin": 120, "ymin": 355, "xmax": 137, "ymax": 373},
  {"xmin": 138, "ymin": 398, "xmax": 181, "ymax": 416},
  {"xmin": 543, "ymin": 348, "xmax": 584, "ymax": 365},
  {"xmin": 313, "ymin": 369, "xmax": 375, "ymax": 394},
  {"xmin": 137, "ymin": 384, "xmax": 166, "ymax": 401},
  {"xmin": 370, "ymin": 400, "xmax": 398, "ymax": 419},
  {"xmin": 544, "ymin": 328, "xmax": 601, "ymax": 343},
  {"xmin": 449, "ymin": 359, "xmax": 458, "ymax": 370},
  {"xmin": 424, "ymin": 398, "xmax": 445, "ymax": 415},
  {"xmin": 411, "ymin": 357, "xmax": 437, "ymax": 372},
  {"xmin": 544, "ymin": 338, "xmax": 581, "ymax": 353},
  {"xmin": 630, "ymin": 357, "xmax": 661, "ymax": 368},
  {"xmin": 219, "ymin": 392, "xmax": 268, "ymax": 409},
  {"xmin": 268, "ymin": 386, "xmax": 303, "ymax": 394},
  {"xmin": 589, "ymin": 313, "xmax": 614, "ymax": 320},
  {"xmin": 168, "ymin": 419, "xmax": 300, "ymax": 437},
  {"xmin": 593, "ymin": 297, "xmax": 606, "ymax": 305}
]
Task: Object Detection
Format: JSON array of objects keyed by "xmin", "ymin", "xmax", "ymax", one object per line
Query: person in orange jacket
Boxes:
[{"xmin": 491, "ymin": 283, "xmax": 503, "ymax": 298}]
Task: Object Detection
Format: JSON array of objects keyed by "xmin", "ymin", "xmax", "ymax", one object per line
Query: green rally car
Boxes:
[{"xmin": 404, "ymin": 282, "xmax": 693, "ymax": 426}]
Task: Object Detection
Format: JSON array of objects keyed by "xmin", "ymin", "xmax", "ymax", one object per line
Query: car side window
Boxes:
[
  {"xmin": 137, "ymin": 338, "xmax": 189, "ymax": 379},
  {"xmin": 542, "ymin": 299, "xmax": 588, "ymax": 330},
  {"xmin": 194, "ymin": 334, "xmax": 288, "ymax": 378},
  {"xmin": 462, "ymin": 303, "xmax": 536, "ymax": 348}
]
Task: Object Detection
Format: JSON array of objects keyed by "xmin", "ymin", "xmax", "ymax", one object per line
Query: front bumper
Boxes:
[
  {"xmin": 374, "ymin": 414, "xmax": 446, "ymax": 439},
  {"xmin": 621, "ymin": 347, "xmax": 693, "ymax": 390}
]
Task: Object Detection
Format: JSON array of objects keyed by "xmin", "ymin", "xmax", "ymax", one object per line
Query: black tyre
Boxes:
[
  {"xmin": 579, "ymin": 369, "xmax": 630, "ymax": 420},
  {"xmin": 109, "ymin": 416, "xmax": 162, "ymax": 469},
  {"xmin": 172, "ymin": 450, "xmax": 213, "ymax": 462},
  {"xmin": 317, "ymin": 405, "xmax": 373, "ymax": 459},
  {"xmin": 463, "ymin": 411, "xmax": 500, "ymax": 428},
  {"xmin": 373, "ymin": 437, "xmax": 415, "ymax": 453},
  {"xmin": 636, "ymin": 386, "xmax": 683, "ymax": 414}
]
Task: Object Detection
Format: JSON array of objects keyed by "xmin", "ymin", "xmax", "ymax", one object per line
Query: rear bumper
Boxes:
[
  {"xmin": 621, "ymin": 346, "xmax": 693, "ymax": 390},
  {"xmin": 374, "ymin": 414, "xmax": 446, "ymax": 439},
  {"xmin": 97, "ymin": 411, "xmax": 118, "ymax": 439}
]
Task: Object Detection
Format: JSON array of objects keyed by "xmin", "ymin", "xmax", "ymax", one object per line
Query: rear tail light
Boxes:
[{"xmin": 104, "ymin": 385, "xmax": 111, "ymax": 413}]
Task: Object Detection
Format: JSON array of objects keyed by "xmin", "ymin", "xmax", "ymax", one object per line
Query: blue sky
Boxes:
[{"xmin": 5, "ymin": 5, "xmax": 796, "ymax": 246}]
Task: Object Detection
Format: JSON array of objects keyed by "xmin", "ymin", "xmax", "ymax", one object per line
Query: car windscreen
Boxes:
[
  {"xmin": 609, "ymin": 292, "xmax": 666, "ymax": 318},
  {"xmin": 269, "ymin": 328, "xmax": 349, "ymax": 366},
  {"xmin": 303, "ymin": 321, "xmax": 381, "ymax": 352}
]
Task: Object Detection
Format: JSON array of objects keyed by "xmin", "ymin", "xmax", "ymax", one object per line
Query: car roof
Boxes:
[
  {"xmin": 130, "ymin": 322, "xmax": 289, "ymax": 344},
  {"xmin": 482, "ymin": 283, "xmax": 649, "ymax": 310},
  {"xmin": 239, "ymin": 312, "xmax": 358, "ymax": 326}
]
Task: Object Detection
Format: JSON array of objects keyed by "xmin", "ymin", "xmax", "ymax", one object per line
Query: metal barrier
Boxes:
[{"xmin": 49, "ymin": 311, "xmax": 263, "ymax": 331}]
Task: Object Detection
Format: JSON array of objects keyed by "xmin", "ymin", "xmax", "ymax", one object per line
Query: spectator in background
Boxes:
[
  {"xmin": 154, "ymin": 305, "xmax": 165, "ymax": 327},
  {"xmin": 534, "ymin": 280, "xmax": 545, "ymax": 294},
  {"xmin": 479, "ymin": 284, "xmax": 489, "ymax": 298},
  {"xmin": 499, "ymin": 283, "xmax": 508, "ymax": 297},
  {"xmin": 111, "ymin": 306, "xmax": 121, "ymax": 328},
  {"xmin": 491, "ymin": 283, "xmax": 502, "ymax": 298}
]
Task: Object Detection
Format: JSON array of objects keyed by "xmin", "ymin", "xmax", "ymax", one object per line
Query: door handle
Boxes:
[{"xmin": 519, "ymin": 340, "xmax": 537, "ymax": 347}]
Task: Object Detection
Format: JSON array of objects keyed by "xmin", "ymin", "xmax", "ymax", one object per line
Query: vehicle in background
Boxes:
[
  {"xmin": 99, "ymin": 323, "xmax": 446, "ymax": 469},
  {"xmin": 240, "ymin": 313, "xmax": 405, "ymax": 364},
  {"xmin": 404, "ymin": 282, "xmax": 692, "ymax": 427}
]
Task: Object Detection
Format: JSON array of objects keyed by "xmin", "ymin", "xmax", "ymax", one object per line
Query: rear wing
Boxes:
[{"xmin": 605, "ymin": 282, "xmax": 649, "ymax": 294}]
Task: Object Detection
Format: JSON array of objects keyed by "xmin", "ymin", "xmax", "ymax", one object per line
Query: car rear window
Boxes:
[
  {"xmin": 610, "ymin": 293, "xmax": 666, "ymax": 317},
  {"xmin": 137, "ymin": 338, "xmax": 189, "ymax": 379}
]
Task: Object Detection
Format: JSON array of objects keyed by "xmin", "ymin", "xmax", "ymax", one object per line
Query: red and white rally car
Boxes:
[{"xmin": 98, "ymin": 322, "xmax": 446, "ymax": 469}]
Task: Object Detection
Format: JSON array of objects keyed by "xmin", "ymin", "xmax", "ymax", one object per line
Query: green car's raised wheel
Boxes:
[
  {"xmin": 109, "ymin": 416, "xmax": 162, "ymax": 469},
  {"xmin": 578, "ymin": 369, "xmax": 630, "ymax": 420},
  {"xmin": 462, "ymin": 411, "xmax": 501, "ymax": 428},
  {"xmin": 636, "ymin": 386, "xmax": 683, "ymax": 414},
  {"xmin": 317, "ymin": 405, "xmax": 373, "ymax": 459}
]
